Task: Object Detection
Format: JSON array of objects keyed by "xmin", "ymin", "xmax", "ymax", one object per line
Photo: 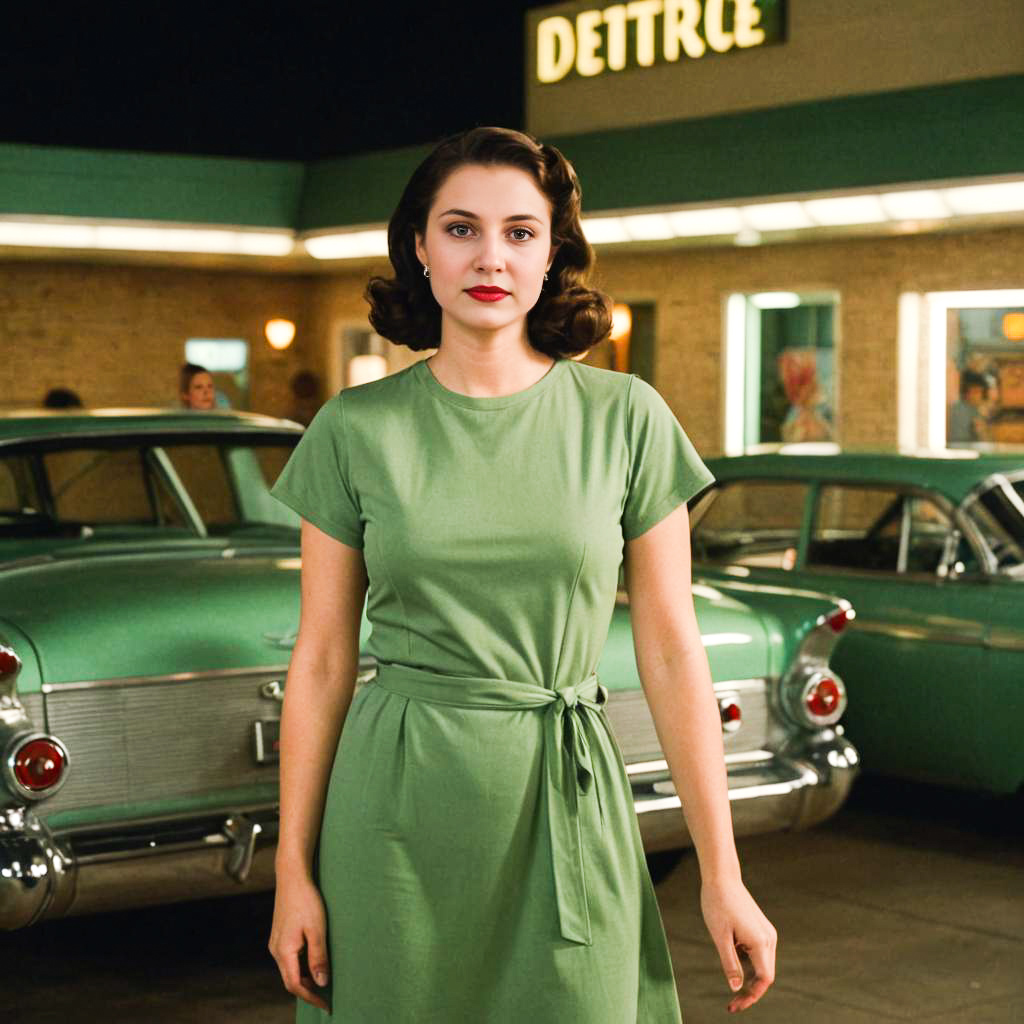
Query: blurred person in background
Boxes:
[
  {"xmin": 43, "ymin": 387, "xmax": 84, "ymax": 409},
  {"xmin": 949, "ymin": 368, "xmax": 990, "ymax": 443},
  {"xmin": 179, "ymin": 363, "xmax": 217, "ymax": 410}
]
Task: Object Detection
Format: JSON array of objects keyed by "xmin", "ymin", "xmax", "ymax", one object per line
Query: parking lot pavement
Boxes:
[
  {"xmin": 1, "ymin": 776, "xmax": 1021, "ymax": 1023},
  {"xmin": 663, "ymin": 776, "xmax": 1024, "ymax": 1023}
]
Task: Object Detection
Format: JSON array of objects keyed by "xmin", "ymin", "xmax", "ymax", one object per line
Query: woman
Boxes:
[
  {"xmin": 267, "ymin": 126, "xmax": 776, "ymax": 1021},
  {"xmin": 179, "ymin": 362, "xmax": 216, "ymax": 410}
]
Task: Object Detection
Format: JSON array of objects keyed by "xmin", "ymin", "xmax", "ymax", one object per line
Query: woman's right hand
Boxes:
[{"xmin": 268, "ymin": 871, "xmax": 331, "ymax": 1012}]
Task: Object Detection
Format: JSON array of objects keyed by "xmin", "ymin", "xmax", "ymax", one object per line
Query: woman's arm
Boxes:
[
  {"xmin": 623, "ymin": 501, "xmax": 777, "ymax": 1014},
  {"xmin": 269, "ymin": 518, "xmax": 368, "ymax": 1011}
]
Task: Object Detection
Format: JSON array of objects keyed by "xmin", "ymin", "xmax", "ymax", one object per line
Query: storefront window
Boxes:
[
  {"xmin": 947, "ymin": 305, "xmax": 1024, "ymax": 445},
  {"xmin": 725, "ymin": 292, "xmax": 838, "ymax": 452}
]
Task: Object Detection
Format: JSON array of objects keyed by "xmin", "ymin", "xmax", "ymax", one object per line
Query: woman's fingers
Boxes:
[
  {"xmin": 277, "ymin": 939, "xmax": 330, "ymax": 1012},
  {"xmin": 727, "ymin": 935, "xmax": 777, "ymax": 1013},
  {"xmin": 304, "ymin": 925, "xmax": 331, "ymax": 989},
  {"xmin": 712, "ymin": 929, "xmax": 745, "ymax": 992}
]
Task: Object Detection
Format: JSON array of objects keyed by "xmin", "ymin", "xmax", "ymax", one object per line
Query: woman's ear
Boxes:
[
  {"xmin": 414, "ymin": 231, "xmax": 428, "ymax": 270},
  {"xmin": 546, "ymin": 242, "xmax": 560, "ymax": 273}
]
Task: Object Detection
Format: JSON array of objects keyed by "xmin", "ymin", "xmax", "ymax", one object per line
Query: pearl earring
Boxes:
[{"xmin": 423, "ymin": 266, "xmax": 431, "ymax": 278}]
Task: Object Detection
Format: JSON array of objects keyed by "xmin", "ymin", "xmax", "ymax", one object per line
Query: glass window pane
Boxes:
[
  {"xmin": 693, "ymin": 481, "xmax": 807, "ymax": 570},
  {"xmin": 163, "ymin": 445, "xmax": 239, "ymax": 527},
  {"xmin": 808, "ymin": 485, "xmax": 902, "ymax": 572},
  {"xmin": 46, "ymin": 449, "xmax": 154, "ymax": 524},
  {"xmin": 906, "ymin": 496, "xmax": 954, "ymax": 574}
]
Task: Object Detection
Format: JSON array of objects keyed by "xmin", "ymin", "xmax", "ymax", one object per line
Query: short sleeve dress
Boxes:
[{"xmin": 270, "ymin": 356, "xmax": 715, "ymax": 1023}]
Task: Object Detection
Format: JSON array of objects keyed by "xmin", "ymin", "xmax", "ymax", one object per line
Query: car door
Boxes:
[{"xmin": 796, "ymin": 482, "xmax": 993, "ymax": 788}]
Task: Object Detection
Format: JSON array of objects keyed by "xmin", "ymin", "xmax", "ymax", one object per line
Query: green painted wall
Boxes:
[
  {"xmin": 0, "ymin": 143, "xmax": 305, "ymax": 227},
  {"xmin": 2, "ymin": 75, "xmax": 1022, "ymax": 232},
  {"xmin": 548, "ymin": 75, "xmax": 1024, "ymax": 212}
]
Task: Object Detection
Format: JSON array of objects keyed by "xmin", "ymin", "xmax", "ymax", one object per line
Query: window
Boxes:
[
  {"xmin": 808, "ymin": 485, "xmax": 958, "ymax": 575},
  {"xmin": 0, "ymin": 437, "xmax": 298, "ymax": 539},
  {"xmin": 692, "ymin": 481, "xmax": 808, "ymax": 570},
  {"xmin": 725, "ymin": 291, "xmax": 838, "ymax": 452}
]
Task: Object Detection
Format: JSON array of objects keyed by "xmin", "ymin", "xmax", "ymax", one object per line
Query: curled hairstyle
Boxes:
[{"xmin": 365, "ymin": 126, "xmax": 611, "ymax": 357}]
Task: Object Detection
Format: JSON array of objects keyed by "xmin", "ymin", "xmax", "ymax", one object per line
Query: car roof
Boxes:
[
  {"xmin": 703, "ymin": 443, "xmax": 1024, "ymax": 503},
  {"xmin": 0, "ymin": 407, "xmax": 304, "ymax": 443}
]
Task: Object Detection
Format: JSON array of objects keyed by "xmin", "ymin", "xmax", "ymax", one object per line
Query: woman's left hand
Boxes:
[{"xmin": 700, "ymin": 877, "xmax": 777, "ymax": 1013}]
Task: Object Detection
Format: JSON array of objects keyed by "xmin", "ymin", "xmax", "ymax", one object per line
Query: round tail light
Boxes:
[
  {"xmin": 718, "ymin": 696, "xmax": 742, "ymax": 734},
  {"xmin": 0, "ymin": 646, "xmax": 21, "ymax": 679},
  {"xmin": 6, "ymin": 733, "xmax": 70, "ymax": 799},
  {"xmin": 801, "ymin": 672, "xmax": 846, "ymax": 726}
]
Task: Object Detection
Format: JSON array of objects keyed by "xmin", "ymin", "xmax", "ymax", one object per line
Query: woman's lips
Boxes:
[{"xmin": 466, "ymin": 287, "xmax": 510, "ymax": 302}]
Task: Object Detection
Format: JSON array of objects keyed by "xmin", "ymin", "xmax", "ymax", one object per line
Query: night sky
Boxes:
[{"xmin": 1, "ymin": 3, "xmax": 544, "ymax": 161}]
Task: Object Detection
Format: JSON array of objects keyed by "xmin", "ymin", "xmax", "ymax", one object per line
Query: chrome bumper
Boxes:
[
  {"xmin": 634, "ymin": 729, "xmax": 860, "ymax": 853},
  {"xmin": 1, "ymin": 730, "xmax": 859, "ymax": 930},
  {"xmin": 0, "ymin": 804, "xmax": 279, "ymax": 930}
]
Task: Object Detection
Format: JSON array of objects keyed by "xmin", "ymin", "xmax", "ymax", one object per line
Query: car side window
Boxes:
[
  {"xmin": 808, "ymin": 485, "xmax": 902, "ymax": 572},
  {"xmin": 808, "ymin": 485, "xmax": 957, "ymax": 575},
  {"xmin": 904, "ymin": 495, "xmax": 956, "ymax": 574},
  {"xmin": 692, "ymin": 481, "xmax": 808, "ymax": 570}
]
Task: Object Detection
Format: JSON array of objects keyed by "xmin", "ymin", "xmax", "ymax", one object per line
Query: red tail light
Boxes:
[
  {"xmin": 0, "ymin": 645, "xmax": 21, "ymax": 679},
  {"xmin": 806, "ymin": 676, "xmax": 842, "ymax": 718},
  {"xmin": 798, "ymin": 671, "xmax": 847, "ymax": 727},
  {"xmin": 8, "ymin": 734, "xmax": 70, "ymax": 797},
  {"xmin": 826, "ymin": 607, "xmax": 855, "ymax": 634},
  {"xmin": 718, "ymin": 697, "xmax": 742, "ymax": 734}
]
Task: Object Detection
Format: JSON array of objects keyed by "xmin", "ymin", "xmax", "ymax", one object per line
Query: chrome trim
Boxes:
[
  {"xmin": 147, "ymin": 445, "xmax": 207, "ymax": 538},
  {"xmin": 849, "ymin": 617, "xmax": 987, "ymax": 647},
  {"xmin": 41, "ymin": 664, "xmax": 290, "ymax": 693},
  {"xmin": 0, "ymin": 805, "xmax": 75, "ymax": 929},
  {"xmin": 633, "ymin": 732, "xmax": 860, "ymax": 853},
  {"xmin": 2, "ymin": 730, "xmax": 71, "ymax": 802},
  {"xmin": 986, "ymin": 627, "xmax": 1024, "ymax": 653},
  {"xmin": 0, "ymin": 424, "xmax": 302, "ymax": 450}
]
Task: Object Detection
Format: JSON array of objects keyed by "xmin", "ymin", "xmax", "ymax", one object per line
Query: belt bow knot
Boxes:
[{"xmin": 372, "ymin": 662, "xmax": 611, "ymax": 947}]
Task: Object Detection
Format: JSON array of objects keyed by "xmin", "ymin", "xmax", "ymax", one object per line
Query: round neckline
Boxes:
[{"xmin": 414, "ymin": 355, "xmax": 567, "ymax": 410}]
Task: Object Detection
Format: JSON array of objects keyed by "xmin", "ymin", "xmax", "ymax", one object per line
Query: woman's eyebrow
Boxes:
[{"xmin": 438, "ymin": 208, "xmax": 542, "ymax": 223}]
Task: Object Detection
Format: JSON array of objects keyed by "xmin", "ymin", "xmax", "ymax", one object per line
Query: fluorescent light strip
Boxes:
[
  {"xmin": 0, "ymin": 220, "xmax": 295, "ymax": 256},
  {"xmin": 579, "ymin": 178, "xmax": 1024, "ymax": 248},
  {"xmin": 303, "ymin": 230, "xmax": 389, "ymax": 260}
]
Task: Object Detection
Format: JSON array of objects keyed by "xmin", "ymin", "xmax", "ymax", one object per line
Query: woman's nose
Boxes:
[{"xmin": 474, "ymin": 232, "xmax": 506, "ymax": 273}]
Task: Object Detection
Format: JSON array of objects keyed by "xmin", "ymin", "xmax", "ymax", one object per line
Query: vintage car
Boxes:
[
  {"xmin": 0, "ymin": 408, "xmax": 858, "ymax": 931},
  {"xmin": 694, "ymin": 443, "xmax": 1024, "ymax": 794}
]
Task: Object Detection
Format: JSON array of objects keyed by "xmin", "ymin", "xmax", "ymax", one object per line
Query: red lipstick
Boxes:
[{"xmin": 466, "ymin": 286, "xmax": 510, "ymax": 302}]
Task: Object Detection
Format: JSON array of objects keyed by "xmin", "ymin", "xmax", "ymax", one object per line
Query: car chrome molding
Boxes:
[
  {"xmin": 848, "ymin": 617, "xmax": 987, "ymax": 647},
  {"xmin": 41, "ymin": 665, "xmax": 290, "ymax": 693}
]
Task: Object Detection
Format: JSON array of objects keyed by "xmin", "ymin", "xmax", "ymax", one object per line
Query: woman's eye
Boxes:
[
  {"xmin": 447, "ymin": 223, "xmax": 473, "ymax": 237},
  {"xmin": 509, "ymin": 228, "xmax": 534, "ymax": 241}
]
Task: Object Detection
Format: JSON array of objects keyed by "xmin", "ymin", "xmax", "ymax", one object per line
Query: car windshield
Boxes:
[
  {"xmin": 0, "ymin": 434, "xmax": 300, "ymax": 542},
  {"xmin": 963, "ymin": 477, "xmax": 1024, "ymax": 575}
]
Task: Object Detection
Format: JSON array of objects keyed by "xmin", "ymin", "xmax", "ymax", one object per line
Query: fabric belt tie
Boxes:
[{"xmin": 371, "ymin": 661, "xmax": 611, "ymax": 947}]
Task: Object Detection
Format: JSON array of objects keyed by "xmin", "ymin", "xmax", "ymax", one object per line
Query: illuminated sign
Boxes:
[{"xmin": 535, "ymin": 0, "xmax": 784, "ymax": 83}]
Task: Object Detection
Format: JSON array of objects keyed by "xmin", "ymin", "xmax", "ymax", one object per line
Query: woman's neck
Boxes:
[{"xmin": 427, "ymin": 322, "xmax": 555, "ymax": 398}]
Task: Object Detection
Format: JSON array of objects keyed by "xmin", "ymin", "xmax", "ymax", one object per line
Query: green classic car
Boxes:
[
  {"xmin": 694, "ymin": 443, "xmax": 1024, "ymax": 794},
  {"xmin": 1, "ymin": 408, "xmax": 858, "ymax": 931}
]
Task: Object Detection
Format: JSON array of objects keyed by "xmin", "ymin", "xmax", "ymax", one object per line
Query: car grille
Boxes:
[
  {"xmin": 604, "ymin": 678, "xmax": 769, "ymax": 761},
  {"xmin": 36, "ymin": 670, "xmax": 284, "ymax": 814},
  {"xmin": 22, "ymin": 672, "xmax": 770, "ymax": 816}
]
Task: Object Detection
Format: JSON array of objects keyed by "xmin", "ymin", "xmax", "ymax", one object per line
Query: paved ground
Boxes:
[{"xmin": 2, "ymin": 775, "xmax": 1022, "ymax": 1023}]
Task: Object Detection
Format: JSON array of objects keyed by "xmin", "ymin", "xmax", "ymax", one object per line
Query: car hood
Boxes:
[
  {"xmin": 2, "ymin": 549, "xmax": 304, "ymax": 690},
  {"xmin": 598, "ymin": 584, "xmax": 770, "ymax": 689}
]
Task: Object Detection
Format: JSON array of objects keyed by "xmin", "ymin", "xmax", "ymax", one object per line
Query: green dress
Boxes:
[{"xmin": 270, "ymin": 355, "xmax": 715, "ymax": 1023}]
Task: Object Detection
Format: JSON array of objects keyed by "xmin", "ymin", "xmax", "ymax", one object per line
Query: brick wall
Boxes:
[
  {"xmin": 0, "ymin": 260, "xmax": 314, "ymax": 419},
  {"xmin": 3, "ymin": 225, "xmax": 1023, "ymax": 443}
]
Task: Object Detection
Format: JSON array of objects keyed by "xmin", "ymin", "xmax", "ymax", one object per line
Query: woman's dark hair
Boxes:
[
  {"xmin": 179, "ymin": 362, "xmax": 209, "ymax": 394},
  {"xmin": 365, "ymin": 126, "xmax": 611, "ymax": 357}
]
